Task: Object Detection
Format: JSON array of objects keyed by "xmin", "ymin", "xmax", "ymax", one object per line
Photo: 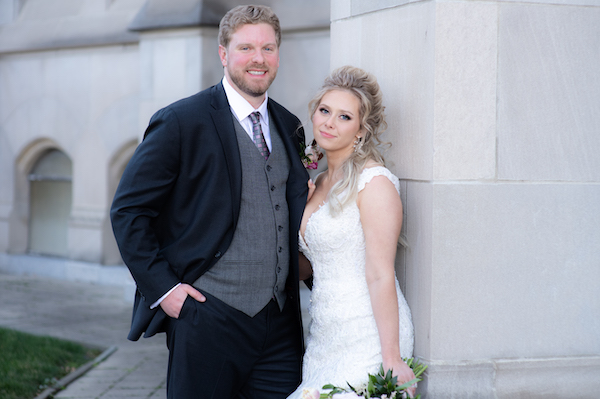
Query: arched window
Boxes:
[
  {"xmin": 28, "ymin": 149, "xmax": 72, "ymax": 257},
  {"xmin": 103, "ymin": 140, "xmax": 137, "ymax": 264}
]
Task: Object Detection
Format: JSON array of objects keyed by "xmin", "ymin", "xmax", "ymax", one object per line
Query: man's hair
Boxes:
[{"xmin": 218, "ymin": 5, "xmax": 281, "ymax": 49}]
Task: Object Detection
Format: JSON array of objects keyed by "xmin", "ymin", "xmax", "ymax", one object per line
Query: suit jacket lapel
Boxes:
[
  {"xmin": 210, "ymin": 83, "xmax": 242, "ymax": 226},
  {"xmin": 268, "ymin": 99, "xmax": 309, "ymax": 228},
  {"xmin": 268, "ymin": 99, "xmax": 304, "ymax": 175}
]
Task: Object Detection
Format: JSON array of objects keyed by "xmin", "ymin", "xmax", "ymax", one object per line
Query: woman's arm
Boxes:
[
  {"xmin": 298, "ymin": 252, "xmax": 313, "ymax": 281},
  {"xmin": 359, "ymin": 175, "xmax": 416, "ymax": 396}
]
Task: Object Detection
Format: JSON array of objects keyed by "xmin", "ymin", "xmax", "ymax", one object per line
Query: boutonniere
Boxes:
[{"xmin": 300, "ymin": 139, "xmax": 324, "ymax": 170}]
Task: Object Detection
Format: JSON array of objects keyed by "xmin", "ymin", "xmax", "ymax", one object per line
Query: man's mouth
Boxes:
[{"xmin": 248, "ymin": 70, "xmax": 266, "ymax": 76}]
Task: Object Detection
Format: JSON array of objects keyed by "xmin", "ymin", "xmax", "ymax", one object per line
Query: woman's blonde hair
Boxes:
[{"xmin": 309, "ymin": 66, "xmax": 389, "ymax": 215}]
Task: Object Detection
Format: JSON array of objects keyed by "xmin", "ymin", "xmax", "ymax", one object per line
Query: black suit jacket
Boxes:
[{"xmin": 110, "ymin": 83, "xmax": 309, "ymax": 341}]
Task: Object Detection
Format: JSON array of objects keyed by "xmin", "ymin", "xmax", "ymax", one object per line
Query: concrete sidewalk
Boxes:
[
  {"xmin": 0, "ymin": 272, "xmax": 312, "ymax": 399},
  {"xmin": 0, "ymin": 273, "xmax": 168, "ymax": 399}
]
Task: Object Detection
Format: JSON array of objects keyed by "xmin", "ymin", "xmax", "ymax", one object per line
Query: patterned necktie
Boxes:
[{"xmin": 249, "ymin": 112, "xmax": 270, "ymax": 160}]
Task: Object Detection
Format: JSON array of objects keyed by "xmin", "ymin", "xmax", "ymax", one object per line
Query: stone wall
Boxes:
[
  {"xmin": 0, "ymin": 0, "xmax": 330, "ymax": 264},
  {"xmin": 330, "ymin": 0, "xmax": 600, "ymax": 397}
]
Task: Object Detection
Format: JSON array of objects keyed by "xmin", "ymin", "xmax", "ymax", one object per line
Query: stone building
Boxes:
[
  {"xmin": 1, "ymin": 0, "xmax": 599, "ymax": 397},
  {"xmin": 0, "ymin": 0, "xmax": 330, "ymax": 265}
]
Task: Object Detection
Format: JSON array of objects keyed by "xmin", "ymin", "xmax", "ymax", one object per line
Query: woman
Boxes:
[{"xmin": 288, "ymin": 66, "xmax": 415, "ymax": 398}]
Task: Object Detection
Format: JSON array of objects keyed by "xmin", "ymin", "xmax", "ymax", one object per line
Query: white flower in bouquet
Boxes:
[
  {"xmin": 332, "ymin": 392, "xmax": 362, "ymax": 398},
  {"xmin": 301, "ymin": 387, "xmax": 320, "ymax": 399}
]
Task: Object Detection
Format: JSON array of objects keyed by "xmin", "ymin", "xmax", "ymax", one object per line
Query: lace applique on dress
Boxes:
[{"xmin": 289, "ymin": 166, "xmax": 414, "ymax": 398}]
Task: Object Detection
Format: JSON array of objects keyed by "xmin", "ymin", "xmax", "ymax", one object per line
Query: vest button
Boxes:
[
  {"xmin": 278, "ymin": 246, "xmax": 282, "ymax": 253},
  {"xmin": 214, "ymin": 251, "xmax": 222, "ymax": 258},
  {"xmin": 277, "ymin": 267, "xmax": 281, "ymax": 273},
  {"xmin": 266, "ymin": 165, "xmax": 272, "ymax": 171},
  {"xmin": 278, "ymin": 225, "xmax": 283, "ymax": 232},
  {"xmin": 275, "ymin": 204, "xmax": 280, "ymax": 210},
  {"xmin": 274, "ymin": 286, "xmax": 279, "ymax": 292},
  {"xmin": 271, "ymin": 185, "xmax": 276, "ymax": 191}
]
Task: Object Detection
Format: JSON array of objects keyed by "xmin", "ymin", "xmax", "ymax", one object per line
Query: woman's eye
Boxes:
[
  {"xmin": 319, "ymin": 108, "xmax": 329, "ymax": 114},
  {"xmin": 340, "ymin": 114, "xmax": 350, "ymax": 121}
]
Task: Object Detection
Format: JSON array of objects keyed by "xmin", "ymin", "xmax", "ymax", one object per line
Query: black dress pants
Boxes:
[{"xmin": 164, "ymin": 291, "xmax": 302, "ymax": 399}]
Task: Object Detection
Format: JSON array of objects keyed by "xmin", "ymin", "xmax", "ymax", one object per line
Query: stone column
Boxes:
[
  {"xmin": 136, "ymin": 27, "xmax": 223, "ymax": 136},
  {"xmin": 330, "ymin": 0, "xmax": 600, "ymax": 397}
]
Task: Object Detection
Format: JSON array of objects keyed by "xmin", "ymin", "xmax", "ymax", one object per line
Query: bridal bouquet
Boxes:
[{"xmin": 302, "ymin": 358, "xmax": 427, "ymax": 399}]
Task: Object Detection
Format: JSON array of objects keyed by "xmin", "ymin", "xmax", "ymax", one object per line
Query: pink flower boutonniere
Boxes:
[{"xmin": 301, "ymin": 139, "xmax": 324, "ymax": 170}]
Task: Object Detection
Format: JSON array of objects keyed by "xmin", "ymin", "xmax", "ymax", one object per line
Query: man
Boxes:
[{"xmin": 110, "ymin": 5, "xmax": 309, "ymax": 398}]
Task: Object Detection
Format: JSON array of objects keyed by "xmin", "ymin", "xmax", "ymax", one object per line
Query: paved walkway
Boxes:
[
  {"xmin": 0, "ymin": 273, "xmax": 168, "ymax": 399},
  {"xmin": 0, "ymin": 272, "xmax": 312, "ymax": 399}
]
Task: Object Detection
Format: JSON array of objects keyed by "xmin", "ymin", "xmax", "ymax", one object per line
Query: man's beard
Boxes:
[{"xmin": 227, "ymin": 64, "xmax": 277, "ymax": 98}]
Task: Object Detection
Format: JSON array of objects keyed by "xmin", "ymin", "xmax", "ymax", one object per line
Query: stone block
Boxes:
[
  {"xmin": 403, "ymin": 180, "xmax": 434, "ymax": 359},
  {"xmin": 495, "ymin": 356, "xmax": 600, "ymax": 398},
  {"xmin": 330, "ymin": 0, "xmax": 352, "ymax": 21},
  {"xmin": 351, "ymin": 0, "xmax": 417, "ymax": 16},
  {"xmin": 497, "ymin": 3, "xmax": 600, "ymax": 182},
  {"xmin": 422, "ymin": 361, "xmax": 496, "ymax": 399},
  {"xmin": 496, "ymin": 0, "xmax": 599, "ymax": 5},
  {"xmin": 68, "ymin": 225, "xmax": 103, "ymax": 262},
  {"xmin": 430, "ymin": 182, "xmax": 600, "ymax": 359},
  {"xmin": 138, "ymin": 28, "xmax": 222, "ymax": 119},
  {"xmin": 433, "ymin": 1, "xmax": 497, "ymax": 180},
  {"xmin": 331, "ymin": 3, "xmax": 437, "ymax": 181},
  {"xmin": 270, "ymin": 29, "xmax": 331, "ymax": 127}
]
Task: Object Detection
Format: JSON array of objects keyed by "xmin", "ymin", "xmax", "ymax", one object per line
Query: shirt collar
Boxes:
[{"xmin": 222, "ymin": 76, "xmax": 269, "ymax": 125}]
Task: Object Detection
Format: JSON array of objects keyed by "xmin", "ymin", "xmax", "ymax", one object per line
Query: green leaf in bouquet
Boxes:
[
  {"xmin": 320, "ymin": 383, "xmax": 347, "ymax": 398},
  {"xmin": 396, "ymin": 377, "xmax": 421, "ymax": 391},
  {"xmin": 347, "ymin": 381, "xmax": 358, "ymax": 393},
  {"xmin": 367, "ymin": 378, "xmax": 375, "ymax": 396}
]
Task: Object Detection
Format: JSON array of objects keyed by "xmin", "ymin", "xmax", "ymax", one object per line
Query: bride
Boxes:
[{"xmin": 288, "ymin": 66, "xmax": 415, "ymax": 398}]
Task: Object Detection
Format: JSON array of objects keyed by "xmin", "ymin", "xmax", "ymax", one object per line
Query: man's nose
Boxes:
[{"xmin": 251, "ymin": 50, "xmax": 265, "ymax": 64}]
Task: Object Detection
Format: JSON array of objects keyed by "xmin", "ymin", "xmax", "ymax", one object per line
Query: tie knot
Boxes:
[{"xmin": 249, "ymin": 112, "xmax": 260, "ymax": 124}]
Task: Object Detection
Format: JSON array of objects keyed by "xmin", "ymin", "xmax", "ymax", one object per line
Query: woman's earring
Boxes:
[{"xmin": 353, "ymin": 136, "xmax": 364, "ymax": 153}]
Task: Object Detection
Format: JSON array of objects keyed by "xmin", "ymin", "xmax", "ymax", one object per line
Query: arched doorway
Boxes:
[
  {"xmin": 102, "ymin": 140, "xmax": 137, "ymax": 264},
  {"xmin": 28, "ymin": 149, "xmax": 72, "ymax": 257}
]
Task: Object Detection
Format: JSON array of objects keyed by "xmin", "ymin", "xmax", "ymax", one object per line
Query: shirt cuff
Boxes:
[{"xmin": 150, "ymin": 283, "xmax": 181, "ymax": 309}]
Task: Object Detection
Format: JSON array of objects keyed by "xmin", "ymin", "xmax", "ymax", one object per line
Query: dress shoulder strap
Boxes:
[{"xmin": 358, "ymin": 166, "xmax": 400, "ymax": 194}]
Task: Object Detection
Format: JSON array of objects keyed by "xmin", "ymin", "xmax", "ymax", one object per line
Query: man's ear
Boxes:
[{"xmin": 218, "ymin": 45, "xmax": 227, "ymax": 67}]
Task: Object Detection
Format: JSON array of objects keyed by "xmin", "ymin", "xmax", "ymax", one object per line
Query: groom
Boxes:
[{"xmin": 110, "ymin": 5, "xmax": 309, "ymax": 398}]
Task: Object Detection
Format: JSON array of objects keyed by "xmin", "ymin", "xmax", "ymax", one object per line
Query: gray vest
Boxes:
[{"xmin": 193, "ymin": 112, "xmax": 291, "ymax": 317}]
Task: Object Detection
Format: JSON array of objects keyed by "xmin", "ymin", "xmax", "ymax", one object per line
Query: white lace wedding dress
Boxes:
[{"xmin": 288, "ymin": 166, "xmax": 414, "ymax": 398}]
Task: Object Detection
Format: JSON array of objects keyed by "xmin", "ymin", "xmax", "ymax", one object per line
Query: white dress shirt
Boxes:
[{"xmin": 222, "ymin": 75, "xmax": 272, "ymax": 151}]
